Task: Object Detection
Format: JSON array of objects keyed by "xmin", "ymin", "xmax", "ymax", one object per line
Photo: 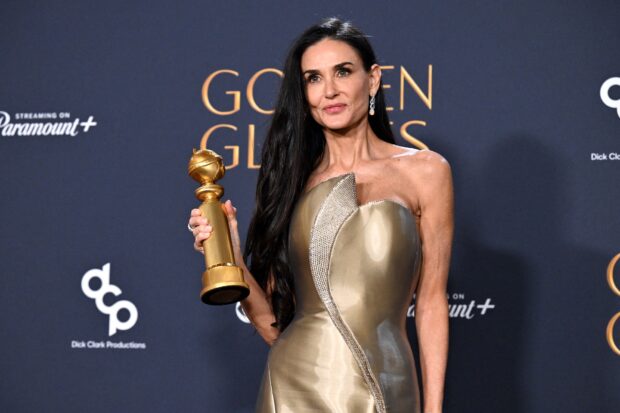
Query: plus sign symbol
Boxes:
[
  {"xmin": 476, "ymin": 298, "xmax": 495, "ymax": 315},
  {"xmin": 80, "ymin": 115, "xmax": 97, "ymax": 132},
  {"xmin": 606, "ymin": 253, "xmax": 620, "ymax": 356}
]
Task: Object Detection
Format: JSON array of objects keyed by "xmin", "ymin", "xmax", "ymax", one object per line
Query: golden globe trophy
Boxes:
[{"xmin": 188, "ymin": 144, "xmax": 250, "ymax": 305}]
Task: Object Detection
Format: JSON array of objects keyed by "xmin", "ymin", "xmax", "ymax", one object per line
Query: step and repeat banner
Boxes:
[{"xmin": 1, "ymin": 1, "xmax": 619, "ymax": 412}]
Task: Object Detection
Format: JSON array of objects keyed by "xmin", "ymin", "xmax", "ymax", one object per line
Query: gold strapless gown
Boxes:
[{"xmin": 256, "ymin": 173, "xmax": 422, "ymax": 413}]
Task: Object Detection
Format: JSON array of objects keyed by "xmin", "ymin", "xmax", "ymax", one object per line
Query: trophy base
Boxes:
[
  {"xmin": 200, "ymin": 265, "xmax": 250, "ymax": 305},
  {"xmin": 201, "ymin": 283, "xmax": 250, "ymax": 305}
]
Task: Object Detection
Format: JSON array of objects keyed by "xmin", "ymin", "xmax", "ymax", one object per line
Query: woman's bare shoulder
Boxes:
[
  {"xmin": 389, "ymin": 146, "xmax": 451, "ymax": 177},
  {"xmin": 387, "ymin": 146, "xmax": 452, "ymax": 211}
]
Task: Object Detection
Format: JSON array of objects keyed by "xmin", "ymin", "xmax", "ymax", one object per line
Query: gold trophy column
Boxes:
[{"xmin": 188, "ymin": 148, "xmax": 250, "ymax": 305}]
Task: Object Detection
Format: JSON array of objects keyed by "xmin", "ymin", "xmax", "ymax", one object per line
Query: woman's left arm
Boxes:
[{"xmin": 410, "ymin": 151, "xmax": 454, "ymax": 413}]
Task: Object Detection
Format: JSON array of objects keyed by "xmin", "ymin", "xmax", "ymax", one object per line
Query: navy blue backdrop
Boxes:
[{"xmin": 1, "ymin": 1, "xmax": 620, "ymax": 412}]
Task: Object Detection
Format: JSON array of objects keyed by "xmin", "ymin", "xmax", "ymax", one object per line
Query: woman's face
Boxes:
[{"xmin": 301, "ymin": 39, "xmax": 380, "ymax": 132}]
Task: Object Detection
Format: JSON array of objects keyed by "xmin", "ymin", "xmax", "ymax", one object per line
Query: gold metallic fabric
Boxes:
[{"xmin": 256, "ymin": 173, "xmax": 421, "ymax": 413}]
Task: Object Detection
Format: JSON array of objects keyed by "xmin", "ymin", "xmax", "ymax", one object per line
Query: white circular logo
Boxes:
[
  {"xmin": 600, "ymin": 77, "xmax": 620, "ymax": 118},
  {"xmin": 81, "ymin": 263, "xmax": 139, "ymax": 336}
]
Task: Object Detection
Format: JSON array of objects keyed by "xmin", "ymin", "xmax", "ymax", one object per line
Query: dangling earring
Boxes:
[{"xmin": 369, "ymin": 95, "xmax": 376, "ymax": 116}]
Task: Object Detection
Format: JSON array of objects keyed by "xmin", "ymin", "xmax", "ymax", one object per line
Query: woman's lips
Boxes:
[{"xmin": 323, "ymin": 103, "xmax": 347, "ymax": 114}]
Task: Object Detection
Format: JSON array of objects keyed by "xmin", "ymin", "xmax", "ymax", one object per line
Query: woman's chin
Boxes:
[
  {"xmin": 324, "ymin": 122, "xmax": 348, "ymax": 131},
  {"xmin": 321, "ymin": 118, "xmax": 366, "ymax": 134},
  {"xmin": 318, "ymin": 117, "xmax": 354, "ymax": 131}
]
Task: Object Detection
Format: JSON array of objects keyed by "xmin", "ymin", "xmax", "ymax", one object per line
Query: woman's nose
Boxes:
[{"xmin": 324, "ymin": 76, "xmax": 338, "ymax": 98}]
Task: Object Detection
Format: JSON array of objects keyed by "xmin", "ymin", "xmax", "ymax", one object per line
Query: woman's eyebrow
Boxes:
[
  {"xmin": 334, "ymin": 61, "xmax": 354, "ymax": 69},
  {"xmin": 302, "ymin": 61, "xmax": 354, "ymax": 75}
]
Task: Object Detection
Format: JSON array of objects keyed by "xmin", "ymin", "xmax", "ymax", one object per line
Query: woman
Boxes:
[{"xmin": 189, "ymin": 18, "xmax": 452, "ymax": 413}]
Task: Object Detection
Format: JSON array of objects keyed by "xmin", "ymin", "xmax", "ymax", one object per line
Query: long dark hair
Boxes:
[{"xmin": 244, "ymin": 17, "xmax": 395, "ymax": 331}]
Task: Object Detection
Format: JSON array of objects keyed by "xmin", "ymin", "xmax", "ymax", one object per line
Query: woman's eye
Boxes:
[
  {"xmin": 306, "ymin": 74, "xmax": 320, "ymax": 83},
  {"xmin": 336, "ymin": 68, "xmax": 350, "ymax": 77}
]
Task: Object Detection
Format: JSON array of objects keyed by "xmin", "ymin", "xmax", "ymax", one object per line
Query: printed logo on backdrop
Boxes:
[
  {"xmin": 0, "ymin": 111, "xmax": 97, "ymax": 137},
  {"xmin": 407, "ymin": 292, "xmax": 496, "ymax": 320},
  {"xmin": 71, "ymin": 263, "xmax": 147, "ymax": 350},
  {"xmin": 606, "ymin": 252, "xmax": 620, "ymax": 356},
  {"xmin": 200, "ymin": 65, "xmax": 434, "ymax": 169},
  {"xmin": 600, "ymin": 77, "xmax": 620, "ymax": 119},
  {"xmin": 234, "ymin": 291, "xmax": 495, "ymax": 324},
  {"xmin": 592, "ymin": 77, "xmax": 620, "ymax": 162}
]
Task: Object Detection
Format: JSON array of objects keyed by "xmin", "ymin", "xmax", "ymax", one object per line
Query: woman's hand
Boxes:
[
  {"xmin": 188, "ymin": 200, "xmax": 244, "ymax": 267},
  {"xmin": 221, "ymin": 200, "xmax": 244, "ymax": 266},
  {"xmin": 188, "ymin": 201, "xmax": 279, "ymax": 345},
  {"xmin": 188, "ymin": 208, "xmax": 211, "ymax": 254}
]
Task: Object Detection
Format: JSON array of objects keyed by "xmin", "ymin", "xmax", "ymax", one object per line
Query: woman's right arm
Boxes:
[{"xmin": 189, "ymin": 202, "xmax": 280, "ymax": 346}]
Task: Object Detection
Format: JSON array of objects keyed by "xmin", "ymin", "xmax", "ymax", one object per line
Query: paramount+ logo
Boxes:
[{"xmin": 81, "ymin": 263, "xmax": 138, "ymax": 336}]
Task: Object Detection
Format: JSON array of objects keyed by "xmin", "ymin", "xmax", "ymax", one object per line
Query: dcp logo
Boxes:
[
  {"xmin": 81, "ymin": 263, "xmax": 139, "ymax": 336},
  {"xmin": 600, "ymin": 77, "xmax": 620, "ymax": 118}
]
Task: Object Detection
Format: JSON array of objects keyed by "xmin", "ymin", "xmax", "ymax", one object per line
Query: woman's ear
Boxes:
[{"xmin": 369, "ymin": 63, "xmax": 382, "ymax": 96}]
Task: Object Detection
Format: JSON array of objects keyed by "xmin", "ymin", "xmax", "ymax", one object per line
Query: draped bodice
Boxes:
[
  {"xmin": 288, "ymin": 173, "xmax": 421, "ymax": 327},
  {"xmin": 256, "ymin": 173, "xmax": 422, "ymax": 413}
]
